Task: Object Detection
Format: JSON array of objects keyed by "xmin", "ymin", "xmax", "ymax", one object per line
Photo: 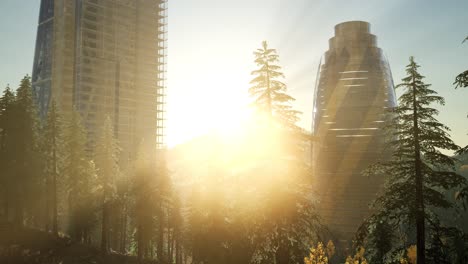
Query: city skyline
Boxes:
[{"xmin": 0, "ymin": 0, "xmax": 466, "ymax": 149}]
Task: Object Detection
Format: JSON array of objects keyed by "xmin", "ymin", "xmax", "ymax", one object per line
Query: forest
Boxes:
[{"xmin": 1, "ymin": 40, "xmax": 468, "ymax": 264}]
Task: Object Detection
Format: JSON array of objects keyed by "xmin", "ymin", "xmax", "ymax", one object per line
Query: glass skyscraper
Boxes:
[
  {"xmin": 32, "ymin": 0, "xmax": 167, "ymax": 161},
  {"xmin": 312, "ymin": 21, "xmax": 397, "ymax": 239}
]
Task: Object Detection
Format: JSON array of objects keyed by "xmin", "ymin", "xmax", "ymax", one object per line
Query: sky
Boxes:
[{"xmin": 0, "ymin": 0, "xmax": 467, "ymax": 149}]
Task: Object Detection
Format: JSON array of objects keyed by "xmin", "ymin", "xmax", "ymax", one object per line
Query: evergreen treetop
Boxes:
[{"xmin": 249, "ymin": 41, "xmax": 301, "ymax": 128}]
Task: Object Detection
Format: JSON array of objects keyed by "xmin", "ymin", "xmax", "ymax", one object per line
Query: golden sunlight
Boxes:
[{"xmin": 166, "ymin": 66, "xmax": 253, "ymax": 147}]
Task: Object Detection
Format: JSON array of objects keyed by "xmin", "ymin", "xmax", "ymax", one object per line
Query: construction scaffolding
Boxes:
[{"xmin": 156, "ymin": 0, "xmax": 167, "ymax": 150}]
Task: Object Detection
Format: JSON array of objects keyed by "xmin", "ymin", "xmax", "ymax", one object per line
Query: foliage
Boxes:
[
  {"xmin": 41, "ymin": 100, "xmax": 62, "ymax": 235},
  {"xmin": 63, "ymin": 109, "xmax": 97, "ymax": 243},
  {"xmin": 175, "ymin": 41, "xmax": 323, "ymax": 264},
  {"xmin": 249, "ymin": 41, "xmax": 301, "ymax": 128},
  {"xmin": 2, "ymin": 76, "xmax": 42, "ymax": 226},
  {"xmin": 361, "ymin": 57, "xmax": 467, "ymax": 263},
  {"xmin": 453, "ymin": 36, "xmax": 467, "ymax": 89},
  {"xmin": 0, "ymin": 85, "xmax": 16, "ymax": 219},
  {"xmin": 453, "ymin": 35, "xmax": 468, "ymax": 155},
  {"xmin": 95, "ymin": 116, "xmax": 120, "ymax": 253},
  {"xmin": 253, "ymin": 161, "xmax": 321, "ymax": 264},
  {"xmin": 426, "ymin": 220, "xmax": 451, "ymax": 264},
  {"xmin": 399, "ymin": 245, "xmax": 417, "ymax": 264},
  {"xmin": 454, "ymin": 70, "xmax": 468, "ymax": 89},
  {"xmin": 355, "ymin": 217, "xmax": 394, "ymax": 264},
  {"xmin": 133, "ymin": 144, "xmax": 156, "ymax": 261},
  {"xmin": 345, "ymin": 246, "xmax": 368, "ymax": 264},
  {"xmin": 303, "ymin": 241, "xmax": 335, "ymax": 264}
]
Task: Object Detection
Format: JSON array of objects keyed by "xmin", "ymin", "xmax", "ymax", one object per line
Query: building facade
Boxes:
[
  {"xmin": 32, "ymin": 0, "xmax": 167, "ymax": 161},
  {"xmin": 312, "ymin": 21, "xmax": 396, "ymax": 239}
]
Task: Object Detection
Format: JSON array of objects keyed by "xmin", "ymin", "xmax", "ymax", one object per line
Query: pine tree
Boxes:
[
  {"xmin": 10, "ymin": 76, "xmax": 40, "ymax": 226},
  {"xmin": 245, "ymin": 42, "xmax": 322, "ymax": 264},
  {"xmin": 363, "ymin": 57, "xmax": 467, "ymax": 264},
  {"xmin": 63, "ymin": 109, "xmax": 97, "ymax": 243},
  {"xmin": 133, "ymin": 143, "xmax": 156, "ymax": 261},
  {"xmin": 249, "ymin": 41, "xmax": 301, "ymax": 128},
  {"xmin": 95, "ymin": 116, "xmax": 120, "ymax": 253},
  {"xmin": 41, "ymin": 100, "xmax": 62, "ymax": 235},
  {"xmin": 0, "ymin": 86, "xmax": 16, "ymax": 219}
]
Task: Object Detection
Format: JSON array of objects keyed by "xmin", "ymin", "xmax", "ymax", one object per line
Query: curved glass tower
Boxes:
[{"xmin": 312, "ymin": 21, "xmax": 396, "ymax": 238}]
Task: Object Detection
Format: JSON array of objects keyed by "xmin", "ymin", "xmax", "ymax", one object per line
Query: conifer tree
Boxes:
[
  {"xmin": 63, "ymin": 109, "xmax": 97, "ymax": 243},
  {"xmin": 11, "ymin": 76, "xmax": 40, "ymax": 226},
  {"xmin": 249, "ymin": 41, "xmax": 301, "ymax": 128},
  {"xmin": 133, "ymin": 143, "xmax": 156, "ymax": 261},
  {"xmin": 42, "ymin": 100, "xmax": 62, "ymax": 235},
  {"xmin": 0, "ymin": 86, "xmax": 16, "ymax": 219},
  {"xmin": 95, "ymin": 116, "xmax": 120, "ymax": 253},
  {"xmin": 363, "ymin": 57, "xmax": 467, "ymax": 264},
  {"xmin": 246, "ymin": 41, "xmax": 322, "ymax": 264}
]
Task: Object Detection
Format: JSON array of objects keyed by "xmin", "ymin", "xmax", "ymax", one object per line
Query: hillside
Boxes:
[{"xmin": 0, "ymin": 220, "xmax": 150, "ymax": 264}]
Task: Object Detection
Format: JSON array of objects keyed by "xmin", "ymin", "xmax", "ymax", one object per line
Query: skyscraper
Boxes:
[
  {"xmin": 312, "ymin": 21, "xmax": 396, "ymax": 239},
  {"xmin": 32, "ymin": 0, "xmax": 167, "ymax": 161}
]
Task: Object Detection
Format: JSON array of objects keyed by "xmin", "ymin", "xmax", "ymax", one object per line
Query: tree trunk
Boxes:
[
  {"xmin": 101, "ymin": 201, "xmax": 109, "ymax": 253},
  {"xmin": 120, "ymin": 202, "xmax": 127, "ymax": 253},
  {"xmin": 52, "ymin": 133, "xmax": 58, "ymax": 236},
  {"xmin": 137, "ymin": 222, "xmax": 144, "ymax": 262},
  {"xmin": 45, "ymin": 173, "xmax": 50, "ymax": 232},
  {"xmin": 412, "ymin": 78, "xmax": 425, "ymax": 264},
  {"xmin": 176, "ymin": 235, "xmax": 182, "ymax": 264},
  {"xmin": 1, "ymin": 131, "xmax": 8, "ymax": 220},
  {"xmin": 14, "ymin": 180, "xmax": 23, "ymax": 226},
  {"xmin": 265, "ymin": 63, "xmax": 272, "ymax": 119},
  {"xmin": 275, "ymin": 245, "xmax": 289, "ymax": 264},
  {"xmin": 4, "ymin": 183, "xmax": 9, "ymax": 220},
  {"xmin": 157, "ymin": 204, "xmax": 164, "ymax": 262},
  {"xmin": 168, "ymin": 227, "xmax": 173, "ymax": 264}
]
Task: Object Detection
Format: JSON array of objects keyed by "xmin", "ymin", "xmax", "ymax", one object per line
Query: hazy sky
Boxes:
[{"xmin": 0, "ymin": 0, "xmax": 467, "ymax": 148}]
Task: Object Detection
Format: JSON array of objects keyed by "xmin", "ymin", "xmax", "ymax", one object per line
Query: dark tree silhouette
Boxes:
[
  {"xmin": 0, "ymin": 85, "xmax": 16, "ymax": 220},
  {"xmin": 11, "ymin": 76, "xmax": 40, "ymax": 226}
]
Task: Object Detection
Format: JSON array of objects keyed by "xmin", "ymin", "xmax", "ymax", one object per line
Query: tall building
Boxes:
[
  {"xmin": 32, "ymin": 0, "xmax": 167, "ymax": 161},
  {"xmin": 312, "ymin": 21, "xmax": 396, "ymax": 239}
]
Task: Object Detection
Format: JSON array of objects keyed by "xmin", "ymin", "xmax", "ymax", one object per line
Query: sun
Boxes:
[{"xmin": 166, "ymin": 72, "xmax": 253, "ymax": 148}]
